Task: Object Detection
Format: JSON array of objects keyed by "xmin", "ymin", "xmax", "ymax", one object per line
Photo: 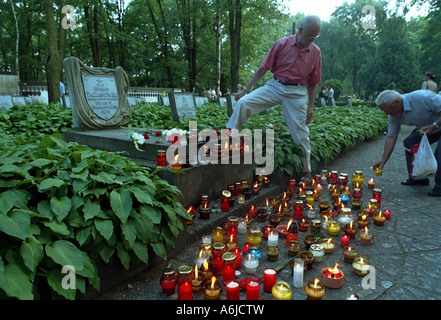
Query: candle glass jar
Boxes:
[
  {"xmin": 359, "ymin": 227, "xmax": 373, "ymax": 244},
  {"xmin": 156, "ymin": 150, "xmax": 167, "ymax": 167},
  {"xmin": 298, "ymin": 250, "xmax": 315, "ymax": 270},
  {"xmin": 327, "ymin": 221, "xmax": 341, "ymax": 236},
  {"xmin": 261, "ymin": 225, "xmax": 275, "ymax": 239},
  {"xmin": 320, "ymin": 238, "xmax": 335, "ymax": 254},
  {"xmin": 160, "ymin": 268, "xmax": 177, "ymax": 295},
  {"xmin": 242, "ymin": 188, "xmax": 252, "ymax": 200},
  {"xmin": 351, "ymin": 199, "xmax": 362, "ymax": 211},
  {"xmin": 256, "ymin": 208, "xmax": 268, "ymax": 222},
  {"xmin": 221, "ymin": 190, "xmax": 231, "ymax": 212},
  {"xmin": 265, "ymin": 245, "xmax": 280, "ymax": 262},
  {"xmin": 199, "ymin": 204, "xmax": 211, "ymax": 219},
  {"xmin": 222, "ymin": 252, "xmax": 236, "ymax": 284},
  {"xmin": 351, "ymin": 171, "xmax": 364, "ymax": 186},
  {"xmin": 268, "ymin": 213, "xmax": 283, "ymax": 227},
  {"xmin": 352, "ymin": 257, "xmax": 370, "ymax": 276},
  {"xmin": 373, "ymin": 210, "xmax": 386, "ymax": 226},
  {"xmin": 263, "ymin": 268, "xmax": 277, "ymax": 293},
  {"xmin": 272, "ymin": 281, "xmax": 292, "ymax": 300},
  {"xmin": 298, "ymin": 218, "xmax": 310, "ymax": 232},
  {"xmin": 247, "ymin": 205, "xmax": 258, "ymax": 218},
  {"xmin": 343, "ymin": 222, "xmax": 357, "ymax": 239},
  {"xmin": 309, "ymin": 244, "xmax": 324, "ymax": 262},
  {"xmin": 247, "ymin": 227, "xmax": 262, "ymax": 248},
  {"xmin": 305, "ymin": 205, "xmax": 317, "ymax": 219},
  {"xmin": 342, "ymin": 246, "xmax": 358, "ymax": 263},
  {"xmin": 238, "ymin": 218, "xmax": 247, "ymax": 235},
  {"xmin": 304, "ymin": 279, "xmax": 325, "ymax": 300},
  {"xmin": 212, "ymin": 242, "xmax": 226, "ymax": 275},
  {"xmin": 203, "ymin": 277, "xmax": 222, "ymax": 300},
  {"xmin": 177, "ymin": 265, "xmax": 193, "ymax": 300},
  {"xmin": 357, "ymin": 214, "xmax": 370, "ymax": 229},
  {"xmin": 262, "ymin": 176, "xmax": 270, "ymax": 187},
  {"xmin": 286, "ymin": 240, "xmax": 301, "ymax": 256},
  {"xmin": 318, "ymin": 201, "xmax": 330, "ymax": 213},
  {"xmin": 372, "ymin": 188, "xmax": 382, "ymax": 207},
  {"xmin": 212, "ymin": 226, "xmax": 225, "ymax": 243},
  {"xmin": 243, "ymin": 253, "xmax": 259, "ymax": 274},
  {"xmin": 311, "ymin": 219, "xmax": 321, "ymax": 239},
  {"xmin": 293, "ymin": 200, "xmax": 304, "ymax": 219},
  {"xmin": 305, "ymin": 191, "xmax": 314, "ymax": 206},
  {"xmin": 227, "ymin": 216, "xmax": 239, "ymax": 238}
]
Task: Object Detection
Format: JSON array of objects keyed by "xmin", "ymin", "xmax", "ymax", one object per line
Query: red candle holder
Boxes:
[
  {"xmin": 221, "ymin": 190, "xmax": 231, "ymax": 212},
  {"xmin": 222, "ymin": 252, "xmax": 236, "ymax": 285},
  {"xmin": 246, "ymin": 280, "xmax": 260, "ymax": 300},
  {"xmin": 298, "ymin": 219, "xmax": 310, "ymax": 232},
  {"xmin": 383, "ymin": 209, "xmax": 391, "ymax": 220},
  {"xmin": 226, "ymin": 281, "xmax": 240, "ymax": 300},
  {"xmin": 320, "ymin": 264, "xmax": 344, "ymax": 289},
  {"xmin": 293, "ymin": 200, "xmax": 304, "ymax": 219},
  {"xmin": 247, "ymin": 205, "xmax": 258, "ymax": 218},
  {"xmin": 340, "ymin": 234, "xmax": 350, "ymax": 247},
  {"xmin": 261, "ymin": 225, "xmax": 275, "ymax": 239},
  {"xmin": 156, "ymin": 150, "xmax": 167, "ymax": 167},
  {"xmin": 160, "ymin": 268, "xmax": 177, "ymax": 296},
  {"xmin": 263, "ymin": 268, "xmax": 277, "ymax": 293},
  {"xmin": 243, "ymin": 242, "xmax": 253, "ymax": 255},
  {"xmin": 230, "ymin": 248, "xmax": 242, "ymax": 269}
]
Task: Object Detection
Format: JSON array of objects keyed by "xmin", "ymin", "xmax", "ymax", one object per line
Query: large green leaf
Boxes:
[
  {"xmin": 110, "ymin": 189, "xmax": 132, "ymax": 223},
  {"xmin": 20, "ymin": 236, "xmax": 44, "ymax": 272},
  {"xmin": 38, "ymin": 178, "xmax": 65, "ymax": 192},
  {"xmin": 94, "ymin": 219, "xmax": 114, "ymax": 241},
  {"xmin": 45, "ymin": 240, "xmax": 84, "ymax": 271},
  {"xmin": 83, "ymin": 199, "xmax": 101, "ymax": 221},
  {"xmin": 50, "ymin": 196, "xmax": 72, "ymax": 222},
  {"xmin": 132, "ymin": 240, "xmax": 149, "ymax": 264},
  {"xmin": 150, "ymin": 241, "xmax": 167, "ymax": 260},
  {"xmin": 0, "ymin": 209, "xmax": 30, "ymax": 240},
  {"xmin": 0, "ymin": 264, "xmax": 33, "ymax": 300}
]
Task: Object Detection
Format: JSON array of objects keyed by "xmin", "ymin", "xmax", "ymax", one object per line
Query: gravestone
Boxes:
[
  {"xmin": 226, "ymin": 93, "xmax": 237, "ymax": 116},
  {"xmin": 63, "ymin": 56, "xmax": 131, "ymax": 130},
  {"xmin": 195, "ymin": 96, "xmax": 209, "ymax": 108},
  {"xmin": 161, "ymin": 95, "xmax": 170, "ymax": 106},
  {"xmin": 12, "ymin": 96, "xmax": 26, "ymax": 105},
  {"xmin": 168, "ymin": 92, "xmax": 197, "ymax": 121},
  {"xmin": 0, "ymin": 72, "xmax": 19, "ymax": 96},
  {"xmin": 0, "ymin": 94, "xmax": 14, "ymax": 109},
  {"xmin": 219, "ymin": 97, "xmax": 227, "ymax": 107}
]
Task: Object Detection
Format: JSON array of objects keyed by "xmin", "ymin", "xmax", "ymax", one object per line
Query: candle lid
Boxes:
[
  {"xmin": 228, "ymin": 215, "xmax": 239, "ymax": 222},
  {"xmin": 213, "ymin": 242, "xmax": 226, "ymax": 250},
  {"xmin": 222, "ymin": 252, "xmax": 236, "ymax": 262},
  {"xmin": 177, "ymin": 265, "xmax": 192, "ymax": 275},
  {"xmin": 162, "ymin": 268, "xmax": 176, "ymax": 277},
  {"xmin": 157, "ymin": 150, "xmax": 166, "ymax": 155},
  {"xmin": 222, "ymin": 190, "xmax": 232, "ymax": 198},
  {"xmin": 310, "ymin": 244, "xmax": 324, "ymax": 252}
]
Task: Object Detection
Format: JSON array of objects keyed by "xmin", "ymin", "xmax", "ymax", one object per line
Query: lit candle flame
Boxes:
[
  {"xmin": 174, "ymin": 154, "xmax": 179, "ymax": 163},
  {"xmin": 327, "ymin": 238, "xmax": 333, "ymax": 244},
  {"xmin": 364, "ymin": 226, "xmax": 369, "ymax": 235},
  {"xmin": 199, "ymin": 249, "xmax": 203, "ymax": 258},
  {"xmin": 210, "ymin": 276, "xmax": 216, "ymax": 289},
  {"xmin": 278, "ymin": 204, "xmax": 282, "ymax": 214},
  {"xmin": 203, "ymin": 259, "xmax": 208, "ymax": 270},
  {"xmin": 359, "ymin": 256, "xmax": 364, "ymax": 265},
  {"xmin": 266, "ymin": 198, "xmax": 269, "ymax": 208},
  {"xmin": 230, "ymin": 234, "xmax": 234, "ymax": 243},
  {"xmin": 324, "ymin": 215, "xmax": 328, "ymax": 222},
  {"xmin": 329, "ymin": 262, "xmax": 340, "ymax": 274},
  {"xmin": 287, "ymin": 218, "xmax": 293, "ymax": 229},
  {"xmin": 313, "ymin": 278, "xmax": 320, "ymax": 288},
  {"xmin": 349, "ymin": 221, "xmax": 353, "ymax": 229},
  {"xmin": 195, "ymin": 264, "xmax": 199, "ymax": 280}
]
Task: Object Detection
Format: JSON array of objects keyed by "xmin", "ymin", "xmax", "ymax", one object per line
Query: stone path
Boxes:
[{"xmin": 98, "ymin": 125, "xmax": 441, "ymax": 301}]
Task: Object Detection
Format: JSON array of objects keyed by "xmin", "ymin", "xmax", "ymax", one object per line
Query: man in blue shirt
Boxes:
[{"xmin": 373, "ymin": 89, "xmax": 441, "ymax": 196}]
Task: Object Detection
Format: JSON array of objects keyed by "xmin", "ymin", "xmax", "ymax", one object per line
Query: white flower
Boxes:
[{"xmin": 131, "ymin": 132, "xmax": 145, "ymax": 145}]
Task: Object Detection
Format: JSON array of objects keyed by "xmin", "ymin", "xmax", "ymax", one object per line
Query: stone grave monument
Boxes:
[
  {"xmin": 63, "ymin": 56, "xmax": 131, "ymax": 130},
  {"xmin": 226, "ymin": 93, "xmax": 237, "ymax": 116},
  {"xmin": 0, "ymin": 94, "xmax": 14, "ymax": 110},
  {"xmin": 168, "ymin": 92, "xmax": 197, "ymax": 121}
]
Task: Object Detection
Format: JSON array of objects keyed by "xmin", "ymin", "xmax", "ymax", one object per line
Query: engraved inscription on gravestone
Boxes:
[
  {"xmin": 169, "ymin": 92, "xmax": 196, "ymax": 121},
  {"xmin": 82, "ymin": 75, "xmax": 119, "ymax": 120}
]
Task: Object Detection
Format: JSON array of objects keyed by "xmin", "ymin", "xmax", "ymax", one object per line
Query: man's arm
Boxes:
[
  {"xmin": 373, "ymin": 134, "xmax": 398, "ymax": 169},
  {"xmin": 306, "ymin": 83, "xmax": 317, "ymax": 124},
  {"xmin": 234, "ymin": 66, "xmax": 267, "ymax": 101}
]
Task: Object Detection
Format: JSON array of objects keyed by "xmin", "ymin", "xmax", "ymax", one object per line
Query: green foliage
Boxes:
[{"xmin": 0, "ymin": 131, "xmax": 190, "ymax": 300}]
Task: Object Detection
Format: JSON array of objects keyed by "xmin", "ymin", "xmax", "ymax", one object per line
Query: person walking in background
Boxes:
[
  {"xmin": 422, "ymin": 72, "xmax": 437, "ymax": 92},
  {"xmin": 327, "ymin": 84, "xmax": 335, "ymax": 106},
  {"xmin": 225, "ymin": 15, "xmax": 322, "ymax": 184},
  {"xmin": 373, "ymin": 89, "xmax": 441, "ymax": 196}
]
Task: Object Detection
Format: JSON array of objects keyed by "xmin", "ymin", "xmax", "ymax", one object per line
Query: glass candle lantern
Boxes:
[
  {"xmin": 256, "ymin": 208, "xmax": 268, "ymax": 222},
  {"xmin": 263, "ymin": 268, "xmax": 277, "ymax": 293},
  {"xmin": 292, "ymin": 258, "xmax": 304, "ymax": 288},
  {"xmin": 293, "ymin": 200, "xmax": 304, "ymax": 219},
  {"xmin": 351, "ymin": 171, "xmax": 364, "ymax": 186},
  {"xmin": 156, "ymin": 150, "xmax": 167, "ymax": 167},
  {"xmin": 272, "ymin": 281, "xmax": 292, "ymax": 300},
  {"xmin": 242, "ymin": 188, "xmax": 252, "ymax": 200},
  {"xmin": 203, "ymin": 276, "xmax": 222, "ymax": 300},
  {"xmin": 352, "ymin": 188, "xmax": 362, "ymax": 199},
  {"xmin": 199, "ymin": 259, "xmax": 214, "ymax": 281},
  {"xmin": 192, "ymin": 264, "xmax": 203, "ymax": 293},
  {"xmin": 177, "ymin": 265, "xmax": 193, "ymax": 300},
  {"xmin": 298, "ymin": 218, "xmax": 310, "ymax": 232},
  {"xmin": 352, "ymin": 256, "xmax": 370, "ymax": 276},
  {"xmin": 227, "ymin": 216, "xmax": 239, "ymax": 238},
  {"xmin": 265, "ymin": 245, "xmax": 280, "ymax": 262},
  {"xmin": 343, "ymin": 221, "xmax": 357, "ymax": 239},
  {"xmin": 243, "ymin": 253, "xmax": 259, "ymax": 274},
  {"xmin": 247, "ymin": 227, "xmax": 262, "ymax": 247},
  {"xmin": 262, "ymin": 176, "xmax": 270, "ymax": 187},
  {"xmin": 268, "ymin": 213, "xmax": 282, "ymax": 227},
  {"xmin": 230, "ymin": 247, "xmax": 242, "ymax": 269},
  {"xmin": 305, "ymin": 279, "xmax": 325, "ymax": 300},
  {"xmin": 212, "ymin": 242, "xmax": 226, "ymax": 275},
  {"xmin": 199, "ymin": 203, "xmax": 211, "ymax": 219},
  {"xmin": 261, "ymin": 225, "xmax": 275, "ymax": 240},
  {"xmin": 311, "ymin": 219, "xmax": 321, "ymax": 239},
  {"xmin": 310, "ymin": 244, "xmax": 325, "ymax": 263},
  {"xmin": 222, "ymin": 252, "xmax": 236, "ymax": 284},
  {"xmin": 329, "ymin": 170, "xmax": 338, "ymax": 185},
  {"xmin": 212, "ymin": 226, "xmax": 225, "ymax": 243},
  {"xmin": 303, "ymin": 234, "xmax": 318, "ymax": 249},
  {"xmin": 357, "ymin": 213, "xmax": 370, "ymax": 229},
  {"xmin": 327, "ymin": 221, "xmax": 341, "ymax": 236},
  {"xmin": 221, "ymin": 190, "xmax": 231, "ymax": 212},
  {"xmin": 306, "ymin": 205, "xmax": 317, "ymax": 219},
  {"xmin": 319, "ymin": 201, "xmax": 330, "ymax": 213},
  {"xmin": 226, "ymin": 281, "xmax": 240, "ymax": 300},
  {"xmin": 238, "ymin": 218, "xmax": 247, "ymax": 235},
  {"xmin": 247, "ymin": 205, "xmax": 258, "ymax": 218},
  {"xmin": 186, "ymin": 206, "xmax": 196, "ymax": 225},
  {"xmin": 233, "ymin": 182, "xmax": 242, "ymax": 196},
  {"xmin": 342, "ymin": 246, "xmax": 358, "ymax": 263},
  {"xmin": 160, "ymin": 268, "xmax": 177, "ymax": 296},
  {"xmin": 305, "ymin": 191, "xmax": 314, "ymax": 206},
  {"xmin": 298, "ymin": 251, "xmax": 315, "ymax": 272},
  {"xmin": 321, "ymin": 238, "xmax": 335, "ymax": 254},
  {"xmin": 286, "ymin": 240, "xmax": 301, "ymax": 256},
  {"xmin": 372, "ymin": 188, "xmax": 382, "ymax": 207},
  {"xmin": 359, "ymin": 226, "xmax": 373, "ymax": 244},
  {"xmin": 338, "ymin": 207, "xmax": 353, "ymax": 227}
]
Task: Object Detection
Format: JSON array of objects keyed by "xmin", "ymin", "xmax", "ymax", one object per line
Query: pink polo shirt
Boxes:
[{"xmin": 260, "ymin": 35, "xmax": 322, "ymax": 86}]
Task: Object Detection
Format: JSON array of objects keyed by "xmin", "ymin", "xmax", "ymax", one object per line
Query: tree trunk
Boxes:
[
  {"xmin": 228, "ymin": 0, "xmax": 242, "ymax": 93},
  {"xmin": 10, "ymin": 0, "xmax": 20, "ymax": 82},
  {"xmin": 44, "ymin": 0, "xmax": 66, "ymax": 104}
]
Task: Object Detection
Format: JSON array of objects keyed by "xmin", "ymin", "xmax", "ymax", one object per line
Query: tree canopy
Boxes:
[{"xmin": 0, "ymin": 0, "xmax": 439, "ymax": 102}]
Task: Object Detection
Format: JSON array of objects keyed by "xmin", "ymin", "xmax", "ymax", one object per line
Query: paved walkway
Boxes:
[{"xmin": 98, "ymin": 125, "xmax": 441, "ymax": 301}]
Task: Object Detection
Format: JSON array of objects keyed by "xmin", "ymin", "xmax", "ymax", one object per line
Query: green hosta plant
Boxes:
[{"xmin": 0, "ymin": 133, "xmax": 191, "ymax": 299}]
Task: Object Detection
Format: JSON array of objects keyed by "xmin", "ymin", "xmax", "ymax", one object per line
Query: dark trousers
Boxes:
[{"xmin": 403, "ymin": 128, "xmax": 441, "ymax": 187}]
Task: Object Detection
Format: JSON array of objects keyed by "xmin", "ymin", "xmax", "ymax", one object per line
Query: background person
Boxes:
[
  {"xmin": 421, "ymin": 72, "xmax": 437, "ymax": 92},
  {"xmin": 373, "ymin": 89, "xmax": 441, "ymax": 196}
]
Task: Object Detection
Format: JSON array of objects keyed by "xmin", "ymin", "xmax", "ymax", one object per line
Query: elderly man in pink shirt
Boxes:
[{"xmin": 226, "ymin": 15, "xmax": 322, "ymax": 183}]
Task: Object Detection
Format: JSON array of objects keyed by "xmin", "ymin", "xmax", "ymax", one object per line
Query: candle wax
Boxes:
[
  {"xmin": 178, "ymin": 282, "xmax": 193, "ymax": 300},
  {"xmin": 246, "ymin": 280, "xmax": 260, "ymax": 300},
  {"xmin": 263, "ymin": 268, "xmax": 277, "ymax": 293},
  {"xmin": 226, "ymin": 281, "xmax": 240, "ymax": 300}
]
